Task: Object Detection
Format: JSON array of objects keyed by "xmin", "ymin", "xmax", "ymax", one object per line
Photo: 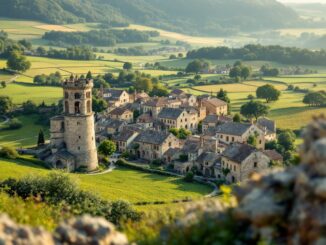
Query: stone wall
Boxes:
[{"xmin": 0, "ymin": 215, "xmax": 128, "ymax": 245}]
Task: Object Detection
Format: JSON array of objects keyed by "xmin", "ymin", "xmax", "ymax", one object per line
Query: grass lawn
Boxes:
[
  {"xmin": 0, "ymin": 82, "xmax": 61, "ymax": 105},
  {"xmin": 0, "ymin": 115, "xmax": 49, "ymax": 148},
  {"xmin": 0, "ymin": 158, "xmax": 211, "ymax": 205}
]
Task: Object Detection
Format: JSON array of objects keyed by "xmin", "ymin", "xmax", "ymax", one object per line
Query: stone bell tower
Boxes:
[{"xmin": 62, "ymin": 75, "xmax": 98, "ymax": 171}]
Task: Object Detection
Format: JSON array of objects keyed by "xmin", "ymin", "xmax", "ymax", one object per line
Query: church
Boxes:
[{"xmin": 45, "ymin": 75, "xmax": 98, "ymax": 172}]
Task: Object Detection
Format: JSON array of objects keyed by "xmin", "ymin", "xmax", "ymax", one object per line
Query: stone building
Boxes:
[
  {"xmin": 108, "ymin": 107, "xmax": 133, "ymax": 123},
  {"xmin": 215, "ymin": 122, "xmax": 265, "ymax": 150},
  {"xmin": 157, "ymin": 107, "xmax": 198, "ymax": 132},
  {"xmin": 219, "ymin": 143, "xmax": 270, "ymax": 183},
  {"xmin": 130, "ymin": 130, "xmax": 180, "ymax": 162},
  {"xmin": 102, "ymin": 89, "xmax": 130, "ymax": 107},
  {"xmin": 201, "ymin": 98, "xmax": 228, "ymax": 115},
  {"xmin": 47, "ymin": 76, "xmax": 98, "ymax": 171}
]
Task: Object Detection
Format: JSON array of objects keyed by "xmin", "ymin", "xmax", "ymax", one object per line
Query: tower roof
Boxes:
[{"xmin": 63, "ymin": 75, "xmax": 93, "ymax": 89}]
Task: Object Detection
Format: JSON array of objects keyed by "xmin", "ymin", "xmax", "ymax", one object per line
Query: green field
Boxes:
[
  {"xmin": 0, "ymin": 115, "xmax": 48, "ymax": 148},
  {"xmin": 0, "ymin": 158, "xmax": 211, "ymax": 204}
]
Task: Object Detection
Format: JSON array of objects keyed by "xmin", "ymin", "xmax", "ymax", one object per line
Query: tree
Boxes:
[
  {"xmin": 241, "ymin": 66, "xmax": 251, "ymax": 80},
  {"xmin": 256, "ymin": 84, "xmax": 281, "ymax": 103},
  {"xmin": 194, "ymin": 74, "xmax": 201, "ymax": 80},
  {"xmin": 36, "ymin": 46, "xmax": 47, "ymax": 56},
  {"xmin": 98, "ymin": 140, "xmax": 116, "ymax": 157},
  {"xmin": 278, "ymin": 130, "xmax": 296, "ymax": 152},
  {"xmin": 6, "ymin": 51, "xmax": 31, "ymax": 72},
  {"xmin": 186, "ymin": 60, "xmax": 203, "ymax": 74},
  {"xmin": 178, "ymin": 53, "xmax": 184, "ymax": 58},
  {"xmin": 229, "ymin": 66, "xmax": 242, "ymax": 78},
  {"xmin": 184, "ymin": 172, "xmax": 194, "ymax": 182},
  {"xmin": 217, "ymin": 89, "xmax": 230, "ymax": 103},
  {"xmin": 22, "ymin": 100, "xmax": 38, "ymax": 114},
  {"xmin": 135, "ymin": 78, "xmax": 153, "ymax": 92},
  {"xmin": 0, "ymin": 146, "xmax": 18, "ymax": 159},
  {"xmin": 1, "ymin": 81, "xmax": 6, "ymax": 88},
  {"xmin": 247, "ymin": 94, "xmax": 255, "ymax": 100},
  {"xmin": 92, "ymin": 98, "xmax": 108, "ymax": 113},
  {"xmin": 123, "ymin": 62, "xmax": 133, "ymax": 70},
  {"xmin": 0, "ymin": 96, "xmax": 13, "ymax": 114},
  {"xmin": 86, "ymin": 71, "xmax": 93, "ymax": 79},
  {"xmin": 240, "ymin": 100, "xmax": 269, "ymax": 121},
  {"xmin": 169, "ymin": 54, "xmax": 177, "ymax": 59},
  {"xmin": 233, "ymin": 113, "xmax": 241, "ymax": 122},
  {"xmin": 303, "ymin": 91, "xmax": 326, "ymax": 107},
  {"xmin": 37, "ymin": 129, "xmax": 45, "ymax": 146},
  {"xmin": 247, "ymin": 134, "xmax": 257, "ymax": 147}
]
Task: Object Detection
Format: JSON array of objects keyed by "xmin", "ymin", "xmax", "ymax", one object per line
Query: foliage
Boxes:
[
  {"xmin": 233, "ymin": 113, "xmax": 241, "ymax": 123},
  {"xmin": 216, "ymin": 89, "xmax": 230, "ymax": 103},
  {"xmin": 185, "ymin": 60, "xmax": 209, "ymax": 74},
  {"xmin": 45, "ymin": 46, "xmax": 96, "ymax": 60},
  {"xmin": 92, "ymin": 97, "xmax": 108, "ymax": 113},
  {"xmin": 0, "ymin": 146, "xmax": 19, "ymax": 159},
  {"xmin": 0, "ymin": 192, "xmax": 65, "ymax": 230},
  {"xmin": 260, "ymin": 65, "xmax": 279, "ymax": 76},
  {"xmin": 98, "ymin": 140, "xmax": 117, "ymax": 157},
  {"xmin": 169, "ymin": 128, "xmax": 191, "ymax": 140},
  {"xmin": 1, "ymin": 81, "xmax": 6, "ymax": 88},
  {"xmin": 0, "ymin": 172, "xmax": 140, "ymax": 225},
  {"xmin": 240, "ymin": 101, "xmax": 269, "ymax": 120},
  {"xmin": 187, "ymin": 44, "xmax": 326, "ymax": 66},
  {"xmin": 0, "ymin": 0, "xmax": 298, "ymax": 36},
  {"xmin": 278, "ymin": 130, "xmax": 296, "ymax": 152},
  {"xmin": 184, "ymin": 172, "xmax": 194, "ymax": 183},
  {"xmin": 247, "ymin": 134, "xmax": 257, "ymax": 147},
  {"xmin": 0, "ymin": 96, "xmax": 13, "ymax": 114},
  {"xmin": 6, "ymin": 51, "xmax": 31, "ymax": 72},
  {"xmin": 7, "ymin": 118, "xmax": 23, "ymax": 130},
  {"xmin": 21, "ymin": 100, "xmax": 38, "ymax": 114},
  {"xmin": 33, "ymin": 72, "xmax": 62, "ymax": 86},
  {"xmin": 37, "ymin": 129, "xmax": 45, "ymax": 146},
  {"xmin": 303, "ymin": 91, "xmax": 326, "ymax": 107},
  {"xmin": 256, "ymin": 84, "xmax": 281, "ymax": 103},
  {"xmin": 123, "ymin": 62, "xmax": 133, "ymax": 70},
  {"xmin": 229, "ymin": 61, "xmax": 251, "ymax": 80},
  {"xmin": 43, "ymin": 29, "xmax": 158, "ymax": 47}
]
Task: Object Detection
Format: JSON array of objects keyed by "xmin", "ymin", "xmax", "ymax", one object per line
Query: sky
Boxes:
[{"xmin": 279, "ymin": 0, "xmax": 326, "ymax": 3}]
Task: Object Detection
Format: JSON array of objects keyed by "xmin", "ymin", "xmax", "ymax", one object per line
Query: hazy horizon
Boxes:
[{"xmin": 279, "ymin": 0, "xmax": 326, "ymax": 3}]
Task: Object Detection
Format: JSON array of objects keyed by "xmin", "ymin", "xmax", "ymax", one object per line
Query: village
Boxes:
[{"xmin": 90, "ymin": 80, "xmax": 283, "ymax": 184}]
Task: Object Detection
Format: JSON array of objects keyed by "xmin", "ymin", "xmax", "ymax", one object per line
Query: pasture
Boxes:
[
  {"xmin": 0, "ymin": 115, "xmax": 49, "ymax": 148},
  {"xmin": 0, "ymin": 158, "xmax": 211, "ymax": 204}
]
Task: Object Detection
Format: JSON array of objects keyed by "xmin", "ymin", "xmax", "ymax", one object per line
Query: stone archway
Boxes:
[{"xmin": 55, "ymin": 160, "xmax": 65, "ymax": 169}]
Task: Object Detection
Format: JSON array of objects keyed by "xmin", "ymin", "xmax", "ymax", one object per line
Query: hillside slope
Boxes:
[{"xmin": 0, "ymin": 0, "xmax": 299, "ymax": 35}]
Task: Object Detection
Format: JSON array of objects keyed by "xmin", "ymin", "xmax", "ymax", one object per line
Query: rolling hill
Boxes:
[{"xmin": 0, "ymin": 0, "xmax": 299, "ymax": 36}]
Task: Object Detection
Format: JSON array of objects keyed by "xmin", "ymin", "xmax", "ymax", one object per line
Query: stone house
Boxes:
[
  {"xmin": 102, "ymin": 89, "xmax": 130, "ymax": 107},
  {"xmin": 170, "ymin": 89, "xmax": 186, "ymax": 97},
  {"xmin": 142, "ymin": 97, "xmax": 169, "ymax": 118},
  {"xmin": 196, "ymin": 152, "xmax": 220, "ymax": 178},
  {"xmin": 108, "ymin": 107, "xmax": 133, "ymax": 123},
  {"xmin": 257, "ymin": 117, "xmax": 277, "ymax": 142},
  {"xmin": 201, "ymin": 98, "xmax": 228, "ymax": 115},
  {"xmin": 130, "ymin": 130, "xmax": 180, "ymax": 162},
  {"xmin": 215, "ymin": 122, "xmax": 265, "ymax": 150},
  {"xmin": 263, "ymin": 150, "xmax": 283, "ymax": 165},
  {"xmin": 157, "ymin": 107, "xmax": 198, "ymax": 132},
  {"xmin": 163, "ymin": 148, "xmax": 182, "ymax": 164},
  {"xmin": 96, "ymin": 119, "xmax": 127, "ymax": 137},
  {"xmin": 219, "ymin": 143, "xmax": 270, "ymax": 183},
  {"xmin": 112, "ymin": 129, "xmax": 140, "ymax": 153},
  {"xmin": 202, "ymin": 114, "xmax": 233, "ymax": 133},
  {"xmin": 158, "ymin": 108, "xmax": 198, "ymax": 131}
]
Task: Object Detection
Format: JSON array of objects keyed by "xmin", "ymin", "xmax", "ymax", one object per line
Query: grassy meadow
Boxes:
[{"xmin": 0, "ymin": 158, "xmax": 211, "ymax": 205}]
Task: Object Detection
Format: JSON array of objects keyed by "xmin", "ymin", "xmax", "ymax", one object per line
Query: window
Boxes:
[
  {"xmin": 65, "ymin": 101, "xmax": 69, "ymax": 114},
  {"xmin": 232, "ymin": 137, "xmax": 235, "ymax": 142},
  {"xmin": 65, "ymin": 92, "xmax": 69, "ymax": 99},
  {"xmin": 86, "ymin": 92, "xmax": 91, "ymax": 99},
  {"xmin": 79, "ymin": 136, "xmax": 81, "ymax": 139},
  {"xmin": 234, "ymin": 166, "xmax": 236, "ymax": 171},
  {"xmin": 74, "ymin": 93, "xmax": 81, "ymax": 99},
  {"xmin": 226, "ymin": 136, "xmax": 229, "ymax": 142},
  {"xmin": 169, "ymin": 142, "xmax": 172, "ymax": 147},
  {"xmin": 254, "ymin": 162, "xmax": 257, "ymax": 168},
  {"xmin": 75, "ymin": 102, "xmax": 81, "ymax": 114},
  {"xmin": 87, "ymin": 100, "xmax": 91, "ymax": 113}
]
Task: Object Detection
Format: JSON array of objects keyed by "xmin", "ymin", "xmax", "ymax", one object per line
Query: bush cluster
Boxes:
[{"xmin": 0, "ymin": 172, "xmax": 140, "ymax": 225}]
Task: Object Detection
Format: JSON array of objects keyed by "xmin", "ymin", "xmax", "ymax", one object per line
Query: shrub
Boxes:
[
  {"xmin": 184, "ymin": 172, "xmax": 194, "ymax": 182},
  {"xmin": 7, "ymin": 118, "xmax": 22, "ymax": 130},
  {"xmin": 0, "ymin": 146, "xmax": 19, "ymax": 159},
  {"xmin": 0, "ymin": 172, "xmax": 140, "ymax": 225}
]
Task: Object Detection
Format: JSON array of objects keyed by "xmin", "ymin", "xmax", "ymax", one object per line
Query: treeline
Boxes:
[
  {"xmin": 42, "ymin": 29, "xmax": 159, "ymax": 47},
  {"xmin": 187, "ymin": 44, "xmax": 326, "ymax": 66},
  {"xmin": 36, "ymin": 46, "xmax": 95, "ymax": 60}
]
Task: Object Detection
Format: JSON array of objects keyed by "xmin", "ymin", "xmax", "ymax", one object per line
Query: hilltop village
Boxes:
[{"xmin": 57, "ymin": 78, "xmax": 285, "ymax": 184}]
